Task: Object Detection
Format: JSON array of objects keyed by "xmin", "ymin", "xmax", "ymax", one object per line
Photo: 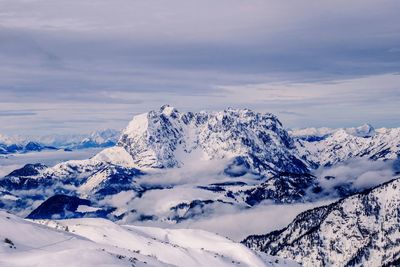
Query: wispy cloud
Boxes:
[{"xmin": 0, "ymin": 110, "xmax": 37, "ymax": 117}]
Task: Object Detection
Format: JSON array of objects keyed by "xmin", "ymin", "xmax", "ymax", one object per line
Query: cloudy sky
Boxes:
[{"xmin": 0, "ymin": 0, "xmax": 399, "ymax": 135}]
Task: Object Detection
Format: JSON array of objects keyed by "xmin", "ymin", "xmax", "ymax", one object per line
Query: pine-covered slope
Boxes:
[{"xmin": 243, "ymin": 177, "xmax": 400, "ymax": 267}]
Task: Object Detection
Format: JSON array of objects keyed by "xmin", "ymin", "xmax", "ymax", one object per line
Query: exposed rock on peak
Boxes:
[{"xmin": 118, "ymin": 105, "xmax": 308, "ymax": 176}]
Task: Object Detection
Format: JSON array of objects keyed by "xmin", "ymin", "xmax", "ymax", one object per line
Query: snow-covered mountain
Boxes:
[
  {"xmin": 289, "ymin": 123, "xmax": 376, "ymax": 141},
  {"xmin": 293, "ymin": 124, "xmax": 400, "ymax": 167},
  {"xmin": 0, "ymin": 129, "xmax": 120, "ymax": 154},
  {"xmin": 119, "ymin": 105, "xmax": 308, "ymax": 176},
  {"xmin": 242, "ymin": 177, "xmax": 400, "ymax": 266},
  {"xmin": 0, "ymin": 105, "xmax": 399, "ymax": 223},
  {"xmin": 1, "ymin": 210, "xmax": 298, "ymax": 267},
  {"xmin": 0, "ymin": 106, "xmax": 314, "ymax": 222},
  {"xmin": 0, "ymin": 106, "xmax": 399, "ymax": 233}
]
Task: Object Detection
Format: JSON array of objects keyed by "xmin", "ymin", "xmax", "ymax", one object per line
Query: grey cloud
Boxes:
[
  {"xmin": 0, "ymin": 0, "xmax": 399, "ymax": 134},
  {"xmin": 277, "ymin": 111, "xmax": 304, "ymax": 117},
  {"xmin": 0, "ymin": 110, "xmax": 37, "ymax": 116}
]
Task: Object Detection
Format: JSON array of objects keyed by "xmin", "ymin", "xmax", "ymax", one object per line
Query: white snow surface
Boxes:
[
  {"xmin": 0, "ymin": 210, "xmax": 164, "ymax": 267},
  {"xmin": 0, "ymin": 210, "xmax": 297, "ymax": 267},
  {"xmin": 91, "ymin": 146, "xmax": 136, "ymax": 168},
  {"xmin": 43, "ymin": 146, "xmax": 136, "ymax": 181}
]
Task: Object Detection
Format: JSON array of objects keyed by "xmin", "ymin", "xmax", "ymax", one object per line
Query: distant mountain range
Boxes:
[
  {"xmin": 0, "ymin": 105, "xmax": 399, "ymax": 266},
  {"xmin": 0, "ymin": 129, "xmax": 120, "ymax": 154},
  {"xmin": 0, "ymin": 141, "xmax": 58, "ymax": 155},
  {"xmin": 290, "ymin": 124, "xmax": 400, "ymax": 167}
]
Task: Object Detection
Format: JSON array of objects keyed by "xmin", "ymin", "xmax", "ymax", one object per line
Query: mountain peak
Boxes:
[
  {"xmin": 118, "ymin": 106, "xmax": 308, "ymax": 176},
  {"xmin": 344, "ymin": 123, "xmax": 376, "ymax": 137},
  {"xmin": 159, "ymin": 104, "xmax": 179, "ymax": 117}
]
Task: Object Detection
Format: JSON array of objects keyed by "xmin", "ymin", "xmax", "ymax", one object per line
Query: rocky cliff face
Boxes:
[{"xmin": 119, "ymin": 105, "xmax": 309, "ymax": 176}]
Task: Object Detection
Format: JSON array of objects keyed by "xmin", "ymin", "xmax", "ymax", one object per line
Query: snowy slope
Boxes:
[
  {"xmin": 0, "ymin": 210, "xmax": 298, "ymax": 267},
  {"xmin": 0, "ymin": 210, "xmax": 166, "ymax": 267},
  {"xmin": 41, "ymin": 218, "xmax": 273, "ymax": 267},
  {"xmin": 243, "ymin": 177, "xmax": 400, "ymax": 266},
  {"xmin": 43, "ymin": 146, "xmax": 137, "ymax": 180}
]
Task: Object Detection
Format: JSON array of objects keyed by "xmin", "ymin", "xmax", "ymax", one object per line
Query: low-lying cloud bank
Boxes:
[
  {"xmin": 133, "ymin": 200, "xmax": 333, "ymax": 241},
  {"xmin": 1, "ymin": 145, "xmax": 398, "ymax": 242},
  {"xmin": 314, "ymin": 158, "xmax": 398, "ymax": 194}
]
